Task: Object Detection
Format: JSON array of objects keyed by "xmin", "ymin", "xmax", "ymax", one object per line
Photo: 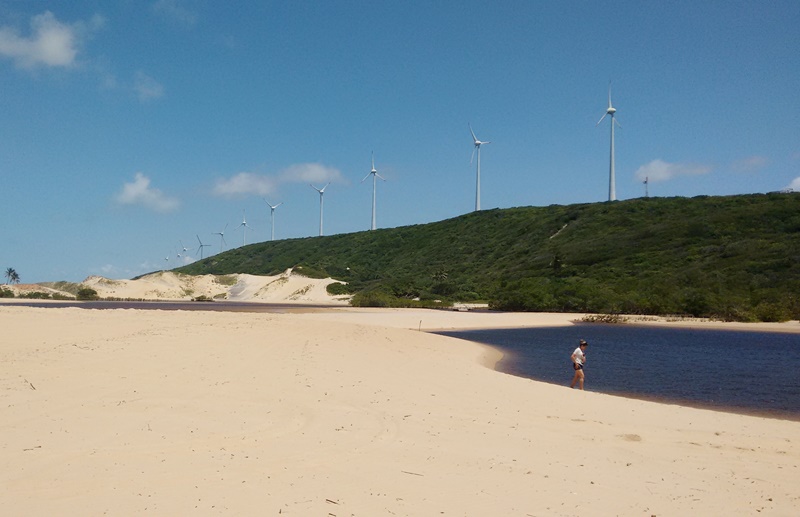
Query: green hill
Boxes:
[{"xmin": 175, "ymin": 193, "xmax": 800, "ymax": 322}]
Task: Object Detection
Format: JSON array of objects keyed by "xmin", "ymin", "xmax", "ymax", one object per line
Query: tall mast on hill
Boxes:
[
  {"xmin": 361, "ymin": 152, "xmax": 385, "ymax": 230},
  {"xmin": 469, "ymin": 123, "xmax": 491, "ymax": 211},
  {"xmin": 596, "ymin": 83, "xmax": 621, "ymax": 201},
  {"xmin": 310, "ymin": 183, "xmax": 330, "ymax": 236}
]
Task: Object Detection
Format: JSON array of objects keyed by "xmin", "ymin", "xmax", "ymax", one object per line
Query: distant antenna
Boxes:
[
  {"xmin": 213, "ymin": 223, "xmax": 228, "ymax": 254},
  {"xmin": 469, "ymin": 124, "xmax": 491, "ymax": 211},
  {"xmin": 643, "ymin": 176, "xmax": 649, "ymax": 198},
  {"xmin": 235, "ymin": 210, "xmax": 255, "ymax": 246},
  {"xmin": 596, "ymin": 82, "xmax": 621, "ymax": 201},
  {"xmin": 196, "ymin": 234, "xmax": 211, "ymax": 259},
  {"xmin": 310, "ymin": 183, "xmax": 330, "ymax": 236},
  {"xmin": 361, "ymin": 152, "xmax": 386, "ymax": 230},
  {"xmin": 264, "ymin": 199, "xmax": 283, "ymax": 241}
]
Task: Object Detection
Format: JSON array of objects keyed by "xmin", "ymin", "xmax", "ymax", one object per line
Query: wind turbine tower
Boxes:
[
  {"xmin": 361, "ymin": 152, "xmax": 385, "ymax": 230},
  {"xmin": 213, "ymin": 224, "xmax": 228, "ymax": 254},
  {"xmin": 196, "ymin": 235, "xmax": 211, "ymax": 259},
  {"xmin": 264, "ymin": 200, "xmax": 283, "ymax": 241},
  {"xmin": 596, "ymin": 83, "xmax": 621, "ymax": 201},
  {"xmin": 310, "ymin": 183, "xmax": 330, "ymax": 236},
  {"xmin": 236, "ymin": 211, "xmax": 254, "ymax": 246},
  {"xmin": 469, "ymin": 124, "xmax": 491, "ymax": 211}
]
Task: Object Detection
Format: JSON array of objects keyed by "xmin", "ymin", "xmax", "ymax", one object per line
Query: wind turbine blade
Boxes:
[
  {"xmin": 371, "ymin": 151, "xmax": 375, "ymax": 170},
  {"xmin": 614, "ymin": 117, "xmax": 622, "ymax": 129},
  {"xmin": 470, "ymin": 146, "xmax": 476, "ymax": 164},
  {"xmin": 376, "ymin": 173, "xmax": 386, "ymax": 181},
  {"xmin": 596, "ymin": 113, "xmax": 608, "ymax": 126},
  {"xmin": 276, "ymin": 202, "xmax": 283, "ymax": 208},
  {"xmin": 469, "ymin": 123, "xmax": 478, "ymax": 142},
  {"xmin": 361, "ymin": 172, "xmax": 371, "ymax": 183},
  {"xmin": 484, "ymin": 141, "xmax": 492, "ymax": 145}
]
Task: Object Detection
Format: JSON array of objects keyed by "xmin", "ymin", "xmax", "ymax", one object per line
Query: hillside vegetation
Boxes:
[{"xmin": 175, "ymin": 193, "xmax": 800, "ymax": 322}]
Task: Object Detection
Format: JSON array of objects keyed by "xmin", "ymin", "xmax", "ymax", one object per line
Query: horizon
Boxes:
[{"xmin": 2, "ymin": 1, "xmax": 799, "ymax": 283}]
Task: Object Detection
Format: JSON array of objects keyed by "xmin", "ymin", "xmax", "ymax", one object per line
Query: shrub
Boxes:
[
  {"xmin": 214, "ymin": 275, "xmax": 238, "ymax": 286},
  {"xmin": 0, "ymin": 287, "xmax": 14, "ymax": 298},
  {"xmin": 581, "ymin": 313, "xmax": 629, "ymax": 324},
  {"xmin": 76, "ymin": 288, "xmax": 99, "ymax": 301},
  {"xmin": 20, "ymin": 292, "xmax": 52, "ymax": 299},
  {"xmin": 326, "ymin": 282, "xmax": 352, "ymax": 295},
  {"xmin": 753, "ymin": 302, "xmax": 792, "ymax": 323}
]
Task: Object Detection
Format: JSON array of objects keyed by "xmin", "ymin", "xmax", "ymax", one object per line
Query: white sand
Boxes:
[
  {"xmin": 4, "ymin": 270, "xmax": 350, "ymax": 304},
  {"xmin": 82, "ymin": 270, "xmax": 350, "ymax": 304},
  {"xmin": 1, "ymin": 306, "xmax": 798, "ymax": 515}
]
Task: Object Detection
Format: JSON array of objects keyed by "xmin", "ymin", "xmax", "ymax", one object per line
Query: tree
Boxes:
[{"xmin": 5, "ymin": 267, "xmax": 20, "ymax": 285}]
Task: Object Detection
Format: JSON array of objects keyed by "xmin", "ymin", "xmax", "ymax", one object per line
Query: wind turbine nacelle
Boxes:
[{"xmin": 607, "ymin": 107, "xmax": 616, "ymax": 115}]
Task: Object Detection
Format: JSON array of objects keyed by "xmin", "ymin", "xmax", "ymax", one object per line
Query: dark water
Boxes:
[{"xmin": 436, "ymin": 324, "xmax": 800, "ymax": 420}]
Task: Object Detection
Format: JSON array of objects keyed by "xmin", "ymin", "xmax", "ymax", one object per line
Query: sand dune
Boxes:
[
  {"xmin": 1, "ymin": 306, "xmax": 797, "ymax": 515},
  {"xmin": 3, "ymin": 269, "xmax": 350, "ymax": 304}
]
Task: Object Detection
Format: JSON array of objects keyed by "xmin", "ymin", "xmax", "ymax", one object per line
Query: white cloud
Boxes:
[
  {"xmin": 634, "ymin": 159, "xmax": 713, "ymax": 182},
  {"xmin": 213, "ymin": 163, "xmax": 344, "ymax": 198},
  {"xmin": 152, "ymin": 0, "xmax": 198, "ymax": 26},
  {"xmin": 279, "ymin": 163, "xmax": 344, "ymax": 184},
  {"xmin": 134, "ymin": 71, "xmax": 165, "ymax": 102},
  {"xmin": 115, "ymin": 172, "xmax": 180, "ymax": 212},
  {"xmin": 786, "ymin": 177, "xmax": 800, "ymax": 192},
  {"xmin": 731, "ymin": 155, "xmax": 769, "ymax": 173},
  {"xmin": 214, "ymin": 172, "xmax": 278, "ymax": 197},
  {"xmin": 0, "ymin": 11, "xmax": 80, "ymax": 68}
]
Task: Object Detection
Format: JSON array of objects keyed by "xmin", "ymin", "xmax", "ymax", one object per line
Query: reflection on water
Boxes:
[{"xmin": 436, "ymin": 324, "xmax": 800, "ymax": 420}]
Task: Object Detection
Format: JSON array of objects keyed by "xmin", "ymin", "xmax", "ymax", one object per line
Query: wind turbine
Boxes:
[
  {"xmin": 213, "ymin": 224, "xmax": 228, "ymax": 254},
  {"xmin": 596, "ymin": 82, "xmax": 621, "ymax": 201},
  {"xmin": 179, "ymin": 240, "xmax": 189, "ymax": 256},
  {"xmin": 264, "ymin": 199, "xmax": 283, "ymax": 241},
  {"xmin": 196, "ymin": 234, "xmax": 211, "ymax": 259},
  {"xmin": 310, "ymin": 183, "xmax": 330, "ymax": 236},
  {"xmin": 361, "ymin": 152, "xmax": 385, "ymax": 230},
  {"xmin": 469, "ymin": 124, "xmax": 491, "ymax": 211},
  {"xmin": 235, "ymin": 211, "xmax": 255, "ymax": 246}
]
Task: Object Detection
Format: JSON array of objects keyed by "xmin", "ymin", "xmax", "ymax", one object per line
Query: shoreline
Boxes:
[{"xmin": 4, "ymin": 299, "xmax": 799, "ymax": 334}]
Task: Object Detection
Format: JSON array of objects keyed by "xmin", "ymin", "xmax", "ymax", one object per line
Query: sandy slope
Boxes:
[
  {"xmin": 40, "ymin": 269, "xmax": 350, "ymax": 304},
  {"xmin": 3, "ymin": 270, "xmax": 348, "ymax": 304},
  {"xmin": 1, "ymin": 306, "xmax": 797, "ymax": 516}
]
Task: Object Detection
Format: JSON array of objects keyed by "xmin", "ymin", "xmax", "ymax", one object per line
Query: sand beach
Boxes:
[{"xmin": 1, "ymin": 305, "xmax": 798, "ymax": 515}]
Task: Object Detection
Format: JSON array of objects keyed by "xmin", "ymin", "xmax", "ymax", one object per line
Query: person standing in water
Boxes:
[{"xmin": 570, "ymin": 339, "xmax": 589, "ymax": 390}]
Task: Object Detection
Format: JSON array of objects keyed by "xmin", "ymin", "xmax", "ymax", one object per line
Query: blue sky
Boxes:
[{"xmin": 2, "ymin": 1, "xmax": 798, "ymax": 283}]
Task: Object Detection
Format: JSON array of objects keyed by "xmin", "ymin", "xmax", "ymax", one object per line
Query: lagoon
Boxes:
[{"xmin": 437, "ymin": 324, "xmax": 800, "ymax": 420}]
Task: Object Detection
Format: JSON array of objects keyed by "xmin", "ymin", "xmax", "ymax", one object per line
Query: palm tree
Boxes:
[{"xmin": 5, "ymin": 267, "xmax": 20, "ymax": 285}]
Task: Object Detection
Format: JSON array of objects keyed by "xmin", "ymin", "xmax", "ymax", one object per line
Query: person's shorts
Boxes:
[{"xmin": 573, "ymin": 363, "xmax": 583, "ymax": 371}]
